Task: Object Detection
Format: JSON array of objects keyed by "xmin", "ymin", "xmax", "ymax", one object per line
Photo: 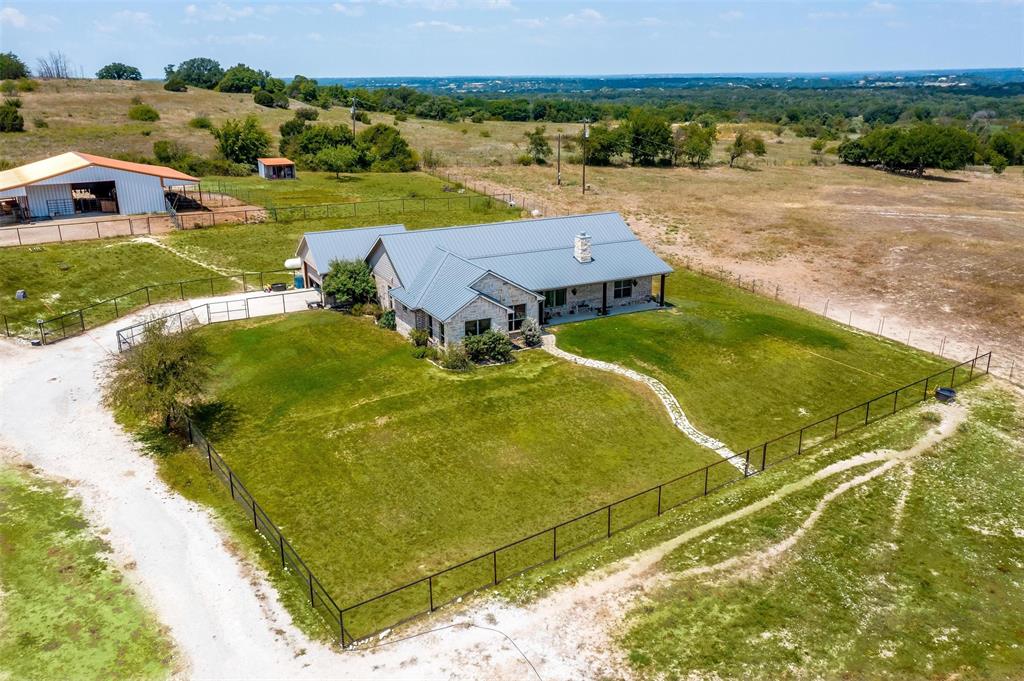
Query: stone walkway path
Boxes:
[{"xmin": 541, "ymin": 335, "xmax": 745, "ymax": 471}]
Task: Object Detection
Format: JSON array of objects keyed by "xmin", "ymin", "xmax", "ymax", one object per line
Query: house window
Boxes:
[
  {"xmin": 544, "ymin": 288, "xmax": 567, "ymax": 307},
  {"xmin": 464, "ymin": 318, "xmax": 491, "ymax": 337},
  {"xmin": 613, "ymin": 280, "xmax": 633, "ymax": 299},
  {"xmin": 427, "ymin": 315, "xmax": 434, "ymax": 339},
  {"xmin": 438, "ymin": 321, "xmax": 445, "ymax": 344},
  {"xmin": 507, "ymin": 304, "xmax": 526, "ymax": 331}
]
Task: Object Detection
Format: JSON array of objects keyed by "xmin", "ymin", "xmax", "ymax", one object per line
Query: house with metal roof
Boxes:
[
  {"xmin": 295, "ymin": 212, "xmax": 672, "ymax": 347},
  {"xmin": 0, "ymin": 152, "xmax": 199, "ymax": 224}
]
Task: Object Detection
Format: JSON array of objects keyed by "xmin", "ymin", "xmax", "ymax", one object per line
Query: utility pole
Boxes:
[
  {"xmin": 556, "ymin": 133, "xmax": 561, "ymax": 186},
  {"xmin": 350, "ymin": 98, "xmax": 357, "ymax": 136},
  {"xmin": 581, "ymin": 119, "xmax": 590, "ymax": 195}
]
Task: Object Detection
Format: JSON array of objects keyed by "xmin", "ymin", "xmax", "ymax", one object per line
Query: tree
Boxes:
[
  {"xmin": 36, "ymin": 51, "xmax": 73, "ymax": 79},
  {"xmin": 153, "ymin": 140, "xmax": 189, "ymax": 165},
  {"xmin": 581, "ymin": 124, "xmax": 626, "ymax": 166},
  {"xmin": 128, "ymin": 103, "xmax": 159, "ymax": 121},
  {"xmin": 675, "ymin": 122, "xmax": 715, "ymax": 167},
  {"xmin": 356, "ymin": 124, "xmax": 417, "ymax": 172},
  {"xmin": 728, "ymin": 130, "xmax": 767, "ymax": 167},
  {"xmin": 524, "ymin": 126, "xmax": 552, "ymax": 164},
  {"xmin": 838, "ymin": 124, "xmax": 978, "ymax": 175},
  {"xmin": 322, "ymin": 260, "xmax": 377, "ymax": 305},
  {"xmin": 213, "ymin": 115, "xmax": 271, "ymax": 166},
  {"xmin": 169, "ymin": 57, "xmax": 224, "ymax": 89},
  {"xmin": 624, "ymin": 110, "xmax": 672, "ymax": 166},
  {"xmin": 0, "ymin": 98, "xmax": 24, "ymax": 132},
  {"xmin": 163, "ymin": 75, "xmax": 187, "ymax": 92},
  {"xmin": 96, "ymin": 62, "xmax": 142, "ymax": 80},
  {"xmin": 314, "ymin": 146, "xmax": 360, "ymax": 177},
  {"xmin": 104, "ymin": 323, "xmax": 209, "ymax": 433},
  {"xmin": 0, "ymin": 53, "xmax": 29, "ymax": 80},
  {"xmin": 282, "ymin": 123, "xmax": 354, "ymax": 159},
  {"xmin": 217, "ymin": 63, "xmax": 268, "ymax": 93}
]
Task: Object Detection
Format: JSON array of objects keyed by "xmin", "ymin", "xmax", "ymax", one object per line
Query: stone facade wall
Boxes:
[
  {"xmin": 368, "ymin": 248, "xmax": 401, "ymax": 309},
  {"xmin": 443, "ymin": 296, "xmax": 509, "ymax": 347},
  {"xmin": 542, "ymin": 276, "xmax": 654, "ymax": 323},
  {"xmin": 472, "ymin": 273, "xmax": 541, "ymax": 327}
]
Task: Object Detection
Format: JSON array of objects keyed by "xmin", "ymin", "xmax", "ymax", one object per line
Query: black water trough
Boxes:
[{"xmin": 935, "ymin": 387, "xmax": 957, "ymax": 403}]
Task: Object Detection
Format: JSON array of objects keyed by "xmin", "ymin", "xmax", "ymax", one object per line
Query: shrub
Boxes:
[
  {"xmin": 0, "ymin": 81, "xmax": 14, "ymax": 96},
  {"xmin": 253, "ymin": 89, "xmax": 276, "ymax": 108},
  {"xmin": 479, "ymin": 129, "xmax": 491, "ymax": 138},
  {"xmin": 440, "ymin": 345, "xmax": 473, "ymax": 372},
  {"xmin": 0, "ymin": 100, "xmax": 24, "ymax": 132},
  {"xmin": 409, "ymin": 328, "xmax": 429, "ymax": 347},
  {"xmin": 128, "ymin": 103, "xmax": 159, "ymax": 122},
  {"xmin": 153, "ymin": 140, "xmax": 189, "ymax": 165},
  {"xmin": 163, "ymin": 76, "xmax": 188, "ymax": 92},
  {"xmin": 411, "ymin": 346, "xmax": 429, "ymax": 359},
  {"xmin": 377, "ymin": 309, "xmax": 396, "ymax": 330},
  {"xmin": 394, "ymin": 112, "xmax": 408, "ymax": 122},
  {"xmin": 515, "ymin": 153, "xmax": 534, "ymax": 166},
  {"xmin": 351, "ymin": 302, "xmax": 382, "ymax": 317},
  {"xmin": 989, "ymin": 151, "xmax": 1007, "ymax": 174},
  {"xmin": 322, "ymin": 259, "xmax": 376, "ymax": 305},
  {"xmin": 188, "ymin": 115, "xmax": 212, "ymax": 129},
  {"xmin": 32, "ymin": 117, "xmax": 47, "ymax": 128},
  {"xmin": 212, "ymin": 115, "xmax": 271, "ymax": 166},
  {"xmin": 463, "ymin": 329, "xmax": 514, "ymax": 363},
  {"xmin": 0, "ymin": 53, "xmax": 29, "ymax": 80},
  {"xmin": 294, "ymin": 107, "xmax": 319, "ymax": 122},
  {"xmin": 521, "ymin": 318, "xmax": 542, "ymax": 347}
]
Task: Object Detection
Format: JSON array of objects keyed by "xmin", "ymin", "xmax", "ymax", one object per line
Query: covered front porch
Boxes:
[{"xmin": 543, "ymin": 299, "xmax": 664, "ymax": 326}]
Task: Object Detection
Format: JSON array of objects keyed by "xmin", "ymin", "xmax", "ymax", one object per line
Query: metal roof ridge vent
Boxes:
[{"xmin": 574, "ymin": 232, "xmax": 592, "ymax": 263}]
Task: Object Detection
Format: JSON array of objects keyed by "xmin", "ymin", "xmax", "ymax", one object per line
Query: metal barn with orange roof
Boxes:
[{"xmin": 0, "ymin": 151, "xmax": 198, "ymax": 223}]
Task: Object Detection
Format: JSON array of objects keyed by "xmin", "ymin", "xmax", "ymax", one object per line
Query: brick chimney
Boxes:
[{"xmin": 574, "ymin": 232, "xmax": 592, "ymax": 263}]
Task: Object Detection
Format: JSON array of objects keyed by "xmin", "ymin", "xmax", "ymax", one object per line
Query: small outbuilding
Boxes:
[
  {"xmin": 256, "ymin": 157, "xmax": 296, "ymax": 180},
  {"xmin": 0, "ymin": 151, "xmax": 198, "ymax": 223}
]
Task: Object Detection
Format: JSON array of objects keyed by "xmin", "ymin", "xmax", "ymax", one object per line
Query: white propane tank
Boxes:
[{"xmin": 283, "ymin": 257, "xmax": 302, "ymax": 270}]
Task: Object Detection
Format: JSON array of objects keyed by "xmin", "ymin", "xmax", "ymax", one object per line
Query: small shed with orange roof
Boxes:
[{"xmin": 256, "ymin": 157, "xmax": 296, "ymax": 180}]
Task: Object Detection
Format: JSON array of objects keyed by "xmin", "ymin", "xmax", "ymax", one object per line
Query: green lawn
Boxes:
[
  {"xmin": 0, "ymin": 240, "xmax": 228, "ymax": 335},
  {"xmin": 163, "ymin": 200, "xmax": 519, "ymax": 273},
  {"xmin": 620, "ymin": 386, "xmax": 1024, "ymax": 679},
  {"xmin": 203, "ymin": 170, "xmax": 498, "ymax": 208},
  {"xmin": 552, "ymin": 269, "xmax": 950, "ymax": 453},
  {"xmin": 179, "ymin": 311, "xmax": 717, "ymax": 638},
  {"xmin": 0, "ymin": 462, "xmax": 175, "ymax": 680}
]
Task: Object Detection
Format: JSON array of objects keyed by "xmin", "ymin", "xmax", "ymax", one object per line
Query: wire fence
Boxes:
[
  {"xmin": 174, "ymin": 346, "xmax": 990, "ymax": 647},
  {"xmin": 1, "ymin": 269, "xmax": 295, "ymax": 344},
  {"xmin": 115, "ymin": 288, "xmax": 320, "ymax": 352},
  {"xmin": 0, "ymin": 215, "xmax": 166, "ymax": 247}
]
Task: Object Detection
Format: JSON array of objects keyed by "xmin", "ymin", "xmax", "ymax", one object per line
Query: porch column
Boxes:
[
  {"xmin": 601, "ymin": 282, "xmax": 608, "ymax": 315},
  {"xmin": 659, "ymin": 274, "xmax": 666, "ymax": 306}
]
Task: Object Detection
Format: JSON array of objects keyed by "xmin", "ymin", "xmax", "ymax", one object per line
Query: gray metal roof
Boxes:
[
  {"xmin": 392, "ymin": 249, "xmax": 496, "ymax": 321},
  {"xmin": 375, "ymin": 212, "xmax": 649, "ymax": 286},
  {"xmin": 298, "ymin": 224, "xmax": 406, "ymax": 273}
]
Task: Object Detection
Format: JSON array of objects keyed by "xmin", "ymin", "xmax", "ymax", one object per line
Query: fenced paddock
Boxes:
[
  {"xmin": 167, "ymin": 335, "xmax": 989, "ymax": 645},
  {"xmin": 115, "ymin": 288, "xmax": 321, "ymax": 352}
]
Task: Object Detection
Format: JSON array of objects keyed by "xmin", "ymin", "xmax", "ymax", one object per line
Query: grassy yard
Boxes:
[
  {"xmin": 174, "ymin": 311, "xmax": 718, "ymax": 636},
  {"xmin": 620, "ymin": 386, "xmax": 1024, "ymax": 679},
  {"xmin": 163, "ymin": 199, "xmax": 519, "ymax": 273},
  {"xmin": 552, "ymin": 269, "xmax": 950, "ymax": 453},
  {"xmin": 0, "ymin": 461, "xmax": 175, "ymax": 680},
  {"xmin": 0, "ymin": 240, "xmax": 228, "ymax": 334}
]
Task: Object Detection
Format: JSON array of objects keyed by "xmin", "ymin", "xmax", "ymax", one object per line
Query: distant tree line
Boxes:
[
  {"xmin": 277, "ymin": 108, "xmax": 417, "ymax": 173},
  {"xmin": 838, "ymin": 123, "xmax": 1018, "ymax": 175}
]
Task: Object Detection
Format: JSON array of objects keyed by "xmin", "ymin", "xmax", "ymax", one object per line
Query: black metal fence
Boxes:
[
  {"xmin": 115, "ymin": 289, "xmax": 319, "ymax": 352},
  {"xmin": 2, "ymin": 269, "xmax": 294, "ymax": 344},
  {"xmin": 185, "ymin": 417, "xmax": 348, "ymax": 644},
  {"xmin": 179, "ymin": 350, "xmax": 990, "ymax": 646},
  {"xmin": 0, "ymin": 215, "xmax": 162, "ymax": 247}
]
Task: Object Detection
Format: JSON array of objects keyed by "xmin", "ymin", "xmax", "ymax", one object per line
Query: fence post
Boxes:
[
  {"xmin": 986, "ymin": 353, "xmax": 991, "ymax": 375},
  {"xmin": 428, "ymin": 576, "xmax": 434, "ymax": 611},
  {"xmin": 78, "ymin": 309, "xmax": 84, "ymax": 333},
  {"xmin": 761, "ymin": 443, "xmax": 767, "ymax": 471},
  {"xmin": 492, "ymin": 552, "xmax": 498, "ymax": 584},
  {"xmin": 252, "ymin": 499, "xmax": 258, "ymax": 529},
  {"xmin": 259, "ymin": 272, "xmax": 265, "ymax": 289},
  {"xmin": 607, "ymin": 505, "xmax": 612, "ymax": 535},
  {"xmin": 114, "ymin": 298, "xmax": 119, "ymax": 318},
  {"xmin": 206, "ymin": 441, "xmax": 212, "ymax": 470},
  {"xmin": 893, "ymin": 391, "xmax": 899, "ymax": 414},
  {"xmin": 37, "ymin": 320, "xmax": 45, "ymax": 345},
  {"xmin": 308, "ymin": 569, "xmax": 314, "ymax": 606},
  {"xmin": 797, "ymin": 429, "xmax": 804, "ymax": 454},
  {"xmin": 552, "ymin": 526, "xmax": 557, "ymax": 560},
  {"xmin": 744, "ymin": 449, "xmax": 751, "ymax": 475},
  {"xmin": 969, "ymin": 357, "xmax": 975, "ymax": 381},
  {"xmin": 950, "ymin": 366, "xmax": 956, "ymax": 388},
  {"xmin": 657, "ymin": 485, "xmax": 663, "ymax": 514},
  {"xmin": 865, "ymin": 401, "xmax": 871, "ymax": 425},
  {"xmin": 923, "ymin": 376, "xmax": 930, "ymax": 401},
  {"xmin": 229, "ymin": 470, "xmax": 235, "ymax": 499},
  {"xmin": 279, "ymin": 535, "xmax": 285, "ymax": 567},
  {"xmin": 704, "ymin": 467, "xmax": 709, "ymax": 495},
  {"xmin": 179, "ymin": 282, "xmax": 184, "ymax": 300},
  {"xmin": 209, "ymin": 277, "xmax": 214, "ymax": 295},
  {"xmin": 146, "ymin": 287, "xmax": 151, "ymax": 305}
]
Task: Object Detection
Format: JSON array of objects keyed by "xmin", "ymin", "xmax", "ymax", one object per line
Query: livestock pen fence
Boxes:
[
  {"xmin": 1, "ymin": 269, "xmax": 294, "ymax": 344},
  {"xmin": 167, "ymin": 340, "xmax": 989, "ymax": 646},
  {"xmin": 115, "ymin": 288, "xmax": 320, "ymax": 352}
]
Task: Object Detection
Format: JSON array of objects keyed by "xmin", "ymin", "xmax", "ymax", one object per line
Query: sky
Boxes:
[{"xmin": 0, "ymin": 0, "xmax": 1021, "ymax": 79}]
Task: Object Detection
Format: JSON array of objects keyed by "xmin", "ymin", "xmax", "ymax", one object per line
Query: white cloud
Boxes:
[
  {"xmin": 809, "ymin": 10, "xmax": 850, "ymax": 19},
  {"xmin": 307, "ymin": 31, "xmax": 324, "ymax": 41},
  {"xmin": 0, "ymin": 7, "xmax": 27, "ymax": 27},
  {"xmin": 95, "ymin": 10, "xmax": 153, "ymax": 33},
  {"xmin": 185, "ymin": 2, "xmax": 256, "ymax": 24},
  {"xmin": 719, "ymin": 9, "xmax": 744, "ymax": 21},
  {"xmin": 0, "ymin": 6, "xmax": 58, "ymax": 31},
  {"xmin": 515, "ymin": 17, "xmax": 547, "ymax": 29},
  {"xmin": 332, "ymin": 2, "xmax": 366, "ymax": 16},
  {"xmin": 412, "ymin": 19, "xmax": 472, "ymax": 31},
  {"xmin": 636, "ymin": 16, "xmax": 664, "ymax": 26},
  {"xmin": 561, "ymin": 8, "xmax": 604, "ymax": 26},
  {"xmin": 867, "ymin": 1, "xmax": 896, "ymax": 11}
]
